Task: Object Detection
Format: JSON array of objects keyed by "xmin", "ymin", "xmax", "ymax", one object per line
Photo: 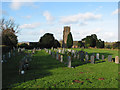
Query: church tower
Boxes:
[{"xmin": 62, "ymin": 26, "xmax": 70, "ymax": 48}]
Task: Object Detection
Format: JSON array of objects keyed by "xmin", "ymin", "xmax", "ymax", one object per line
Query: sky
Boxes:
[{"xmin": 1, "ymin": 1, "xmax": 119, "ymax": 42}]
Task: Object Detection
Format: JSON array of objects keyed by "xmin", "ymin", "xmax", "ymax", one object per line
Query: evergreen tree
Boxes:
[{"xmin": 67, "ymin": 32, "xmax": 73, "ymax": 48}]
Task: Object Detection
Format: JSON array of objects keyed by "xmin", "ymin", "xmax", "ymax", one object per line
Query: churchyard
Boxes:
[{"xmin": 2, "ymin": 48, "xmax": 119, "ymax": 88}]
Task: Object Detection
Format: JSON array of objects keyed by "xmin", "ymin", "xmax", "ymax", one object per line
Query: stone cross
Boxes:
[
  {"xmin": 115, "ymin": 56, "xmax": 119, "ymax": 64},
  {"xmin": 68, "ymin": 56, "xmax": 71, "ymax": 68},
  {"xmin": 91, "ymin": 55, "xmax": 94, "ymax": 64},
  {"xmin": 108, "ymin": 55, "xmax": 112, "ymax": 62}
]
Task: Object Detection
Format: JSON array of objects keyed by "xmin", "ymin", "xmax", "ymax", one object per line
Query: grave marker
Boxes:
[
  {"xmin": 91, "ymin": 55, "xmax": 94, "ymax": 64},
  {"xmin": 115, "ymin": 56, "xmax": 119, "ymax": 64},
  {"xmin": 108, "ymin": 55, "xmax": 112, "ymax": 62}
]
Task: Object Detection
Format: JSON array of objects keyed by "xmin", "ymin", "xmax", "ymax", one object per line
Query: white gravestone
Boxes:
[
  {"xmin": 115, "ymin": 56, "xmax": 119, "ymax": 64},
  {"xmin": 60, "ymin": 55, "xmax": 63, "ymax": 62},
  {"xmin": 68, "ymin": 56, "xmax": 71, "ymax": 68},
  {"xmin": 96, "ymin": 53, "xmax": 99, "ymax": 59}
]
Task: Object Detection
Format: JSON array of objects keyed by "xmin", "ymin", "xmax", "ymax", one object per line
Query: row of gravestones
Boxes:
[
  {"xmin": 1, "ymin": 48, "xmax": 17, "ymax": 63},
  {"xmin": 45, "ymin": 48, "xmax": 120, "ymax": 68},
  {"xmin": 18, "ymin": 48, "xmax": 42, "ymax": 75},
  {"xmin": 18, "ymin": 53, "xmax": 32, "ymax": 75}
]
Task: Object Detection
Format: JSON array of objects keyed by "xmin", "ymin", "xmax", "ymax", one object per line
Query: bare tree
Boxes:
[{"xmin": 0, "ymin": 18, "xmax": 20, "ymax": 34}]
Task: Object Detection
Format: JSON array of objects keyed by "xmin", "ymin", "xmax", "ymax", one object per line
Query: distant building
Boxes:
[{"xmin": 62, "ymin": 26, "xmax": 70, "ymax": 48}]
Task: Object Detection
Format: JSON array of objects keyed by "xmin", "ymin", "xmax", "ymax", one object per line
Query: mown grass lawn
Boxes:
[{"xmin": 2, "ymin": 48, "xmax": 119, "ymax": 88}]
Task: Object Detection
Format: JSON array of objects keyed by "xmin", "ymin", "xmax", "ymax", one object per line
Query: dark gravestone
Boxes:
[
  {"xmin": 91, "ymin": 55, "xmax": 94, "ymax": 64},
  {"xmin": 108, "ymin": 55, "xmax": 112, "ymax": 62}
]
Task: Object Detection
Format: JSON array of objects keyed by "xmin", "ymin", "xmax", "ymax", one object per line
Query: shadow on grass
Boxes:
[
  {"xmin": 2, "ymin": 50, "xmax": 115, "ymax": 88},
  {"xmin": 2, "ymin": 50, "xmax": 65, "ymax": 88},
  {"xmin": 63, "ymin": 52, "xmax": 113, "ymax": 67}
]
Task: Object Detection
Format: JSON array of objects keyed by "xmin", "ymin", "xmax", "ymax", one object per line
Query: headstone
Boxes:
[
  {"xmin": 77, "ymin": 54, "xmax": 79, "ymax": 59},
  {"xmin": 115, "ymin": 56, "xmax": 119, "ymax": 64},
  {"xmin": 56, "ymin": 53, "xmax": 59, "ymax": 60},
  {"xmin": 102, "ymin": 55, "xmax": 104, "ymax": 60},
  {"xmin": 74, "ymin": 53, "xmax": 76, "ymax": 58},
  {"xmin": 85, "ymin": 54, "xmax": 89, "ymax": 63},
  {"xmin": 60, "ymin": 55, "xmax": 63, "ymax": 62},
  {"xmin": 68, "ymin": 56, "xmax": 71, "ymax": 68},
  {"xmin": 91, "ymin": 55, "xmax": 94, "ymax": 64},
  {"xmin": 96, "ymin": 53, "xmax": 99, "ymax": 59},
  {"xmin": 80, "ymin": 51, "xmax": 84, "ymax": 62},
  {"xmin": 8, "ymin": 52, "xmax": 11, "ymax": 58},
  {"xmin": 108, "ymin": 55, "xmax": 112, "ymax": 62},
  {"xmin": 58, "ymin": 54, "xmax": 61, "ymax": 61}
]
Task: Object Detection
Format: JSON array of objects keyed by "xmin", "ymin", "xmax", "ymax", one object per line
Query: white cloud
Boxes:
[
  {"xmin": 10, "ymin": 0, "xmax": 38, "ymax": 10},
  {"xmin": 21, "ymin": 15, "xmax": 31, "ymax": 19},
  {"xmin": 60, "ymin": 12, "xmax": 102, "ymax": 24},
  {"xmin": 43, "ymin": 11, "xmax": 54, "ymax": 22},
  {"xmin": 20, "ymin": 22, "xmax": 40, "ymax": 29},
  {"xmin": 10, "ymin": 0, "xmax": 23, "ymax": 10},
  {"xmin": 112, "ymin": 9, "xmax": 120, "ymax": 15}
]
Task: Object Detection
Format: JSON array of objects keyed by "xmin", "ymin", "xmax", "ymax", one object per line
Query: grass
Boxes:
[{"xmin": 2, "ymin": 48, "xmax": 119, "ymax": 88}]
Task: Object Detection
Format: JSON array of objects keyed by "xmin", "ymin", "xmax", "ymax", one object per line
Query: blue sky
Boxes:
[{"xmin": 1, "ymin": 1, "xmax": 118, "ymax": 42}]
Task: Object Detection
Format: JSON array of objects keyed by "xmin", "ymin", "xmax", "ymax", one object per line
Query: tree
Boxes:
[
  {"xmin": 53, "ymin": 39, "xmax": 61, "ymax": 48},
  {"xmin": 39, "ymin": 33, "xmax": 55, "ymax": 48},
  {"xmin": 18, "ymin": 43, "xmax": 28, "ymax": 48},
  {"xmin": 0, "ymin": 18, "xmax": 19, "ymax": 48},
  {"xmin": 78, "ymin": 41, "xmax": 84, "ymax": 48},
  {"xmin": 67, "ymin": 32, "xmax": 73, "ymax": 48}
]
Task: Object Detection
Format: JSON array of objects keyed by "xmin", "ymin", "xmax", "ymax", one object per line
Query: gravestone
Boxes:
[
  {"xmin": 58, "ymin": 54, "xmax": 61, "ymax": 61},
  {"xmin": 74, "ymin": 53, "xmax": 76, "ymax": 58},
  {"xmin": 8, "ymin": 52, "xmax": 10, "ymax": 58},
  {"xmin": 80, "ymin": 51, "xmax": 84, "ymax": 62},
  {"xmin": 60, "ymin": 55, "xmax": 63, "ymax": 62},
  {"xmin": 102, "ymin": 55, "xmax": 104, "ymax": 60},
  {"xmin": 77, "ymin": 54, "xmax": 79, "ymax": 59},
  {"xmin": 115, "ymin": 56, "xmax": 119, "ymax": 64},
  {"xmin": 56, "ymin": 53, "xmax": 59, "ymax": 60},
  {"xmin": 108, "ymin": 55, "xmax": 112, "ymax": 62},
  {"xmin": 96, "ymin": 53, "xmax": 99, "ymax": 59},
  {"xmin": 68, "ymin": 56, "xmax": 71, "ymax": 68},
  {"xmin": 85, "ymin": 54, "xmax": 89, "ymax": 63},
  {"xmin": 91, "ymin": 55, "xmax": 94, "ymax": 64}
]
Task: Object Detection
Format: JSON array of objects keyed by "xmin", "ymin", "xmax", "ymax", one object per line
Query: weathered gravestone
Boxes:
[
  {"xmin": 85, "ymin": 54, "xmax": 89, "ymax": 63},
  {"xmin": 60, "ymin": 55, "xmax": 63, "ymax": 62},
  {"xmin": 102, "ymin": 55, "xmax": 104, "ymax": 60},
  {"xmin": 96, "ymin": 53, "xmax": 99, "ymax": 59},
  {"xmin": 74, "ymin": 53, "xmax": 76, "ymax": 58},
  {"xmin": 91, "ymin": 55, "xmax": 94, "ymax": 64},
  {"xmin": 8, "ymin": 52, "xmax": 11, "ymax": 58},
  {"xmin": 68, "ymin": 56, "xmax": 71, "ymax": 68},
  {"xmin": 108, "ymin": 55, "xmax": 112, "ymax": 62},
  {"xmin": 58, "ymin": 54, "xmax": 61, "ymax": 61},
  {"xmin": 115, "ymin": 56, "xmax": 119, "ymax": 64},
  {"xmin": 80, "ymin": 51, "xmax": 84, "ymax": 62},
  {"xmin": 56, "ymin": 53, "xmax": 59, "ymax": 60},
  {"xmin": 77, "ymin": 54, "xmax": 79, "ymax": 60}
]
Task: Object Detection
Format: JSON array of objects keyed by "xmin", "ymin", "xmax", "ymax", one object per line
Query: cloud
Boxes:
[
  {"xmin": 10, "ymin": 0, "xmax": 38, "ymax": 10},
  {"xmin": 43, "ymin": 11, "xmax": 54, "ymax": 22},
  {"xmin": 60, "ymin": 12, "xmax": 102, "ymax": 24},
  {"xmin": 10, "ymin": 0, "xmax": 23, "ymax": 10},
  {"xmin": 112, "ymin": 9, "xmax": 120, "ymax": 15},
  {"xmin": 20, "ymin": 22, "xmax": 40, "ymax": 29},
  {"xmin": 21, "ymin": 15, "xmax": 31, "ymax": 19}
]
